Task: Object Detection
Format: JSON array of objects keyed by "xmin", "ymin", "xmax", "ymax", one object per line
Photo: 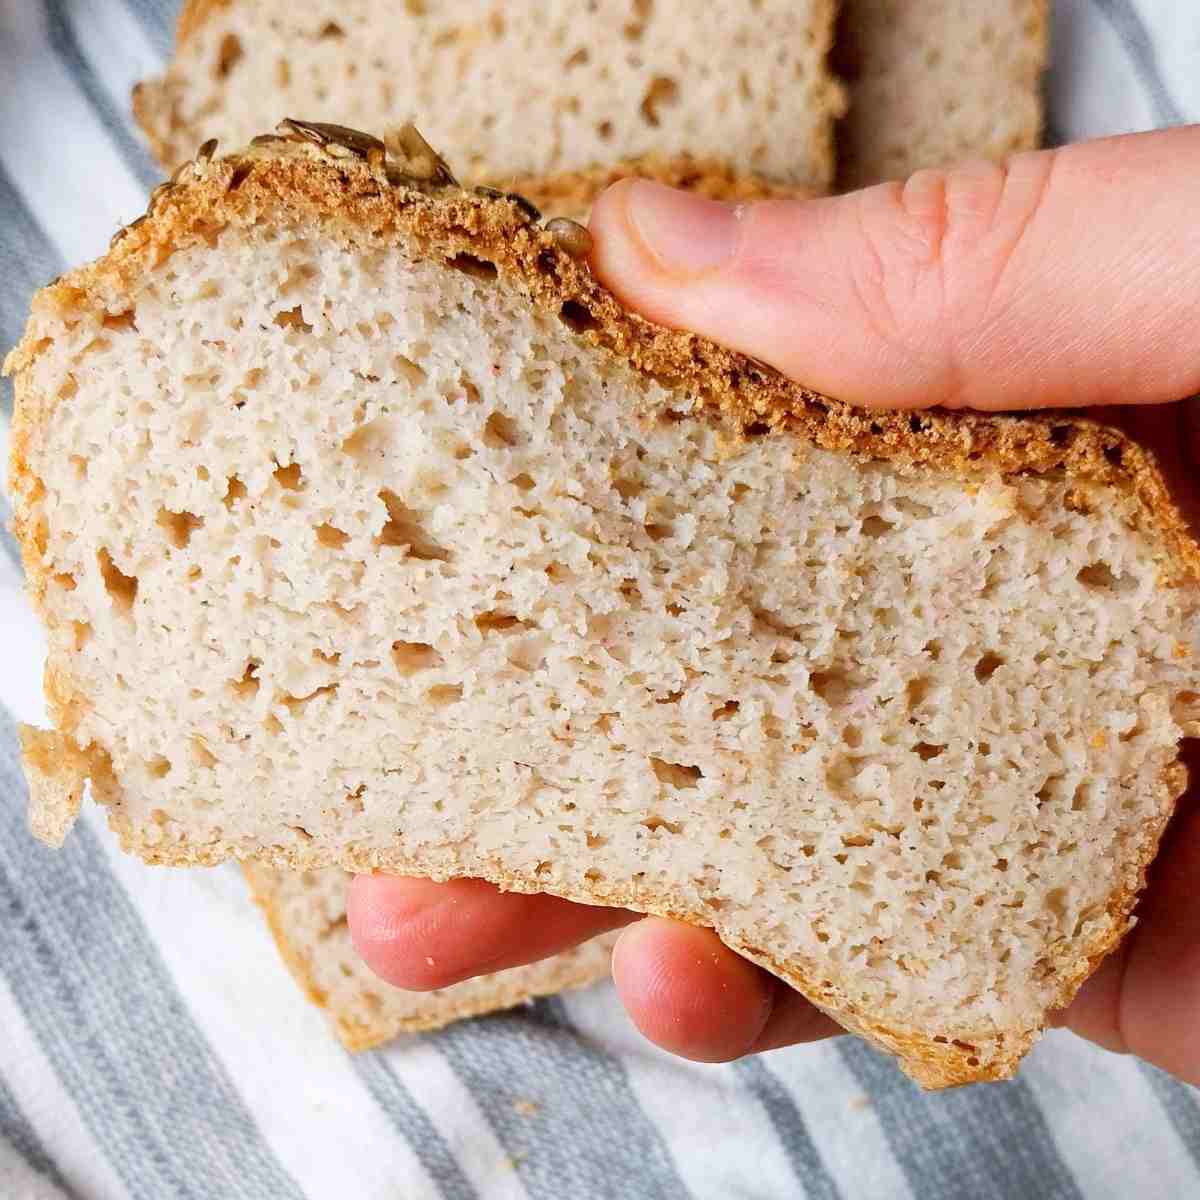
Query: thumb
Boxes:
[{"xmin": 588, "ymin": 126, "xmax": 1200, "ymax": 411}]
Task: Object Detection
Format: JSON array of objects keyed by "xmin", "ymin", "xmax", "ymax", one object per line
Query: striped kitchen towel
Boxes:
[{"xmin": 1, "ymin": 1, "xmax": 1198, "ymax": 1197}]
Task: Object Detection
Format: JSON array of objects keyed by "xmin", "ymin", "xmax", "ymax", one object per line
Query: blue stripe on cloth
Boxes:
[
  {"xmin": 118, "ymin": 0, "xmax": 175, "ymax": 58},
  {"xmin": 0, "ymin": 164, "xmax": 63, "ymax": 418},
  {"xmin": 838, "ymin": 1040, "xmax": 1084, "ymax": 1200},
  {"xmin": 1140, "ymin": 1063, "xmax": 1200, "ymax": 1171},
  {"xmin": 430, "ymin": 997, "xmax": 688, "ymax": 1200},
  {"xmin": 0, "ymin": 707, "xmax": 304, "ymax": 1200},
  {"xmin": 733, "ymin": 1059, "xmax": 842, "ymax": 1200},
  {"xmin": 1088, "ymin": 0, "xmax": 1187, "ymax": 126},
  {"xmin": 42, "ymin": 0, "xmax": 161, "ymax": 188},
  {"xmin": 353, "ymin": 1054, "xmax": 480, "ymax": 1200},
  {"xmin": 0, "ymin": 1072, "xmax": 66, "ymax": 1191}
]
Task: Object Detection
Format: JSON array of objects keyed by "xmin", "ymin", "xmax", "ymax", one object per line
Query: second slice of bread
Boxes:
[
  {"xmin": 244, "ymin": 864, "xmax": 616, "ymax": 1050},
  {"xmin": 134, "ymin": 0, "xmax": 845, "ymax": 189}
]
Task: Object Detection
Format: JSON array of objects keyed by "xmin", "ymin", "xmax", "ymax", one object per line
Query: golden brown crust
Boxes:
[
  {"xmin": 176, "ymin": 0, "xmax": 230, "ymax": 44},
  {"xmin": 7, "ymin": 126, "xmax": 1199, "ymax": 1087},
  {"xmin": 502, "ymin": 157, "xmax": 814, "ymax": 217},
  {"xmin": 242, "ymin": 864, "xmax": 613, "ymax": 1052},
  {"xmin": 18, "ymin": 726, "xmax": 87, "ymax": 848}
]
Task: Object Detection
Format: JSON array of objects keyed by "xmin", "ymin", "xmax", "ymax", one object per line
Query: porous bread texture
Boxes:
[
  {"xmin": 6, "ymin": 134, "xmax": 1199, "ymax": 1088},
  {"xmin": 134, "ymin": 0, "xmax": 844, "ymax": 189},
  {"xmin": 243, "ymin": 864, "xmax": 616, "ymax": 1051},
  {"xmin": 837, "ymin": 0, "xmax": 1048, "ymax": 188}
]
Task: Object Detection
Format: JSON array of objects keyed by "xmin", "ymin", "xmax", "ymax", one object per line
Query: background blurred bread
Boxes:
[
  {"xmin": 837, "ymin": 0, "xmax": 1048, "ymax": 187},
  {"xmin": 134, "ymin": 0, "xmax": 845, "ymax": 189}
]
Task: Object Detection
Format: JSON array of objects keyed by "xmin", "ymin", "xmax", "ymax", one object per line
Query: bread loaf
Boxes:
[
  {"xmin": 7, "ymin": 127, "xmax": 1198, "ymax": 1087},
  {"xmin": 244, "ymin": 864, "xmax": 615, "ymax": 1050},
  {"xmin": 133, "ymin": 0, "xmax": 844, "ymax": 189}
]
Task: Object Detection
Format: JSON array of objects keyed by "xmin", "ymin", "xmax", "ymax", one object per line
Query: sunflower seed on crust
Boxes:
[
  {"xmin": 278, "ymin": 119, "xmax": 386, "ymax": 161},
  {"xmin": 197, "ymin": 138, "xmax": 218, "ymax": 162},
  {"xmin": 387, "ymin": 124, "xmax": 458, "ymax": 187},
  {"xmin": 545, "ymin": 217, "xmax": 592, "ymax": 257}
]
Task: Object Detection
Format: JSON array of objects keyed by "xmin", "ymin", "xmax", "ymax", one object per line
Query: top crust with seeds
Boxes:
[{"xmin": 5, "ymin": 127, "xmax": 1199, "ymax": 1090}]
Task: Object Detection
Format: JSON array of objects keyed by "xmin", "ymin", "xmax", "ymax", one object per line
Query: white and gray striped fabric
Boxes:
[{"xmin": 0, "ymin": 2, "xmax": 1197, "ymax": 1197}]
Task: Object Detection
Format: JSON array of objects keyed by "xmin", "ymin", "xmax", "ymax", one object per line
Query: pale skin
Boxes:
[{"xmin": 349, "ymin": 127, "xmax": 1200, "ymax": 1083}]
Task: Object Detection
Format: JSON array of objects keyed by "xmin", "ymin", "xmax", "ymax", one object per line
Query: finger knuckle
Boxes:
[{"xmin": 850, "ymin": 151, "xmax": 1060, "ymax": 402}]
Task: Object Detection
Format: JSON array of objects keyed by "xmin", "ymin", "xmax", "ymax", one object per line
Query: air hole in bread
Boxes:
[
  {"xmin": 231, "ymin": 661, "xmax": 260, "ymax": 698},
  {"xmin": 273, "ymin": 306, "xmax": 313, "ymax": 333},
  {"xmin": 52, "ymin": 572, "xmax": 77, "ymax": 592},
  {"xmin": 1077, "ymin": 562, "xmax": 1136, "ymax": 594},
  {"xmin": 613, "ymin": 476, "xmax": 645, "ymax": 501},
  {"xmin": 861, "ymin": 515, "xmax": 894, "ymax": 538},
  {"xmin": 216, "ymin": 33, "xmax": 243, "ymax": 78},
  {"xmin": 640, "ymin": 76, "xmax": 679, "ymax": 126},
  {"xmin": 157, "ymin": 508, "xmax": 204, "ymax": 549},
  {"xmin": 596, "ymin": 120, "xmax": 614, "ymax": 141},
  {"xmin": 975, "ymin": 652, "xmax": 1004, "ymax": 682},
  {"xmin": 510, "ymin": 473, "xmax": 536, "ymax": 493},
  {"xmin": 426, "ymin": 684, "xmax": 463, "ymax": 707},
  {"xmin": 281, "ymin": 684, "xmax": 338, "ymax": 714},
  {"xmin": 446, "ymin": 254, "xmax": 498, "ymax": 282},
  {"xmin": 644, "ymin": 521, "xmax": 672, "ymax": 543},
  {"xmin": 223, "ymin": 476, "xmax": 248, "ymax": 508},
  {"xmin": 147, "ymin": 756, "xmax": 171, "ymax": 779},
  {"xmin": 474, "ymin": 611, "xmax": 528, "ymax": 634},
  {"xmin": 642, "ymin": 815, "xmax": 684, "ymax": 834},
  {"xmin": 559, "ymin": 301, "xmax": 600, "ymax": 335},
  {"xmin": 316, "ymin": 523, "xmax": 350, "ymax": 549},
  {"xmin": 97, "ymin": 547, "xmax": 137, "ymax": 613},
  {"xmin": 810, "ymin": 668, "xmax": 851, "ymax": 704},
  {"xmin": 273, "ymin": 462, "xmax": 304, "ymax": 491},
  {"xmin": 377, "ymin": 490, "xmax": 450, "ymax": 560},
  {"xmin": 565, "ymin": 46, "xmax": 589, "ymax": 68},
  {"xmin": 391, "ymin": 642, "xmax": 443, "ymax": 675},
  {"xmin": 483, "ymin": 411, "xmax": 521, "ymax": 449},
  {"xmin": 649, "ymin": 757, "xmax": 702, "ymax": 789},
  {"xmin": 915, "ymin": 742, "xmax": 945, "ymax": 761},
  {"xmin": 318, "ymin": 20, "xmax": 344, "ymax": 38},
  {"xmin": 102, "ymin": 309, "xmax": 137, "ymax": 333}
]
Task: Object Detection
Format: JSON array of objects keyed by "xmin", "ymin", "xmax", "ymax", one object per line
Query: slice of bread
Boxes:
[
  {"xmin": 244, "ymin": 863, "xmax": 615, "ymax": 1050},
  {"xmin": 133, "ymin": 0, "xmax": 844, "ymax": 190},
  {"xmin": 837, "ymin": 0, "xmax": 1049, "ymax": 188},
  {"xmin": 7, "ymin": 126, "xmax": 1199, "ymax": 1088},
  {"xmin": 245, "ymin": 158, "xmax": 797, "ymax": 1050}
]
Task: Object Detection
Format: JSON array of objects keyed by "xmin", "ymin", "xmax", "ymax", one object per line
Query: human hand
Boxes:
[{"xmin": 350, "ymin": 126, "xmax": 1200, "ymax": 1079}]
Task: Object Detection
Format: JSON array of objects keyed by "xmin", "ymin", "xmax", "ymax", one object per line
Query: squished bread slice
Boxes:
[
  {"xmin": 837, "ymin": 0, "xmax": 1049, "ymax": 188},
  {"xmin": 134, "ymin": 0, "xmax": 845, "ymax": 190},
  {"xmin": 244, "ymin": 864, "xmax": 616, "ymax": 1050},
  {"xmin": 7, "ymin": 124, "xmax": 1199, "ymax": 1088}
]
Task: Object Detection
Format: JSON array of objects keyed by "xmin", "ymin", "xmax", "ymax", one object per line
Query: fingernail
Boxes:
[{"xmin": 625, "ymin": 179, "xmax": 740, "ymax": 275}]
